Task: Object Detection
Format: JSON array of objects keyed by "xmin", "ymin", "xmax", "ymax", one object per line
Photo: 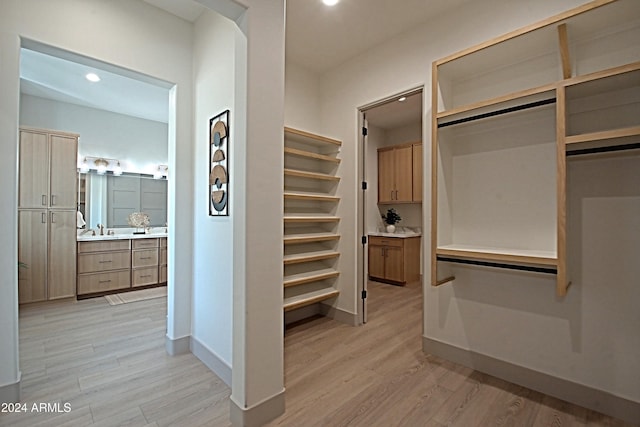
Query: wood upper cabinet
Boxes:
[
  {"xmin": 377, "ymin": 149, "xmax": 395, "ymax": 203},
  {"xmin": 19, "ymin": 128, "xmax": 78, "ymax": 209},
  {"xmin": 412, "ymin": 143, "xmax": 423, "ymax": 203},
  {"xmin": 49, "ymin": 135, "xmax": 79, "ymax": 209},
  {"xmin": 378, "ymin": 142, "xmax": 422, "ymax": 203},
  {"xmin": 19, "ymin": 131, "xmax": 49, "ymax": 208}
]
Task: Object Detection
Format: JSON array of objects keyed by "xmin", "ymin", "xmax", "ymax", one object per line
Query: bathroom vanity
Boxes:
[{"xmin": 76, "ymin": 231, "xmax": 167, "ymax": 298}]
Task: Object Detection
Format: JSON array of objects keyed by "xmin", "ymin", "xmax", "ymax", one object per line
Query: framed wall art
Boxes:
[{"xmin": 209, "ymin": 109, "xmax": 230, "ymax": 216}]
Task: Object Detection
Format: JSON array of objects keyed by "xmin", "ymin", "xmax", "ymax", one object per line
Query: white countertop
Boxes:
[
  {"xmin": 77, "ymin": 230, "xmax": 167, "ymax": 241},
  {"xmin": 368, "ymin": 231, "xmax": 421, "ymax": 238}
]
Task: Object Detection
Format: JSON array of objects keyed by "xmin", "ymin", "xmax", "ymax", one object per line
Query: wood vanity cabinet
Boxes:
[
  {"xmin": 77, "ymin": 237, "xmax": 165, "ymax": 297},
  {"xmin": 368, "ymin": 235, "xmax": 421, "ymax": 284},
  {"xmin": 77, "ymin": 240, "xmax": 131, "ymax": 295},
  {"xmin": 159, "ymin": 238, "xmax": 167, "ymax": 283},
  {"xmin": 132, "ymin": 238, "xmax": 159, "ymax": 287},
  {"xmin": 378, "ymin": 142, "xmax": 422, "ymax": 204}
]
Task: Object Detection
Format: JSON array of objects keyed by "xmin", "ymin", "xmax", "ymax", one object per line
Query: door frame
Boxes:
[{"xmin": 357, "ymin": 85, "xmax": 425, "ymax": 325}]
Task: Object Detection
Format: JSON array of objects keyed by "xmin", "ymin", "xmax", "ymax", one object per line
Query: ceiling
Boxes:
[
  {"xmin": 20, "ymin": 0, "xmax": 466, "ymax": 127},
  {"xmin": 20, "ymin": 48, "xmax": 170, "ymax": 123},
  {"xmin": 364, "ymin": 91, "xmax": 423, "ymax": 130}
]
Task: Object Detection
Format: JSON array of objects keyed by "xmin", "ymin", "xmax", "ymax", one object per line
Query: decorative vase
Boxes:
[{"xmin": 386, "ymin": 224, "xmax": 396, "ymax": 233}]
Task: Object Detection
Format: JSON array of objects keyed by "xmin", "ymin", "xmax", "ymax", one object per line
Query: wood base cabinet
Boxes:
[
  {"xmin": 368, "ymin": 235, "xmax": 421, "ymax": 284},
  {"xmin": 77, "ymin": 240, "xmax": 131, "ymax": 295},
  {"xmin": 77, "ymin": 237, "xmax": 166, "ymax": 296}
]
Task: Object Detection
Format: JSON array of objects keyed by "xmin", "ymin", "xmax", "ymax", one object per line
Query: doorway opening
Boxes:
[
  {"xmin": 358, "ymin": 87, "xmax": 424, "ymax": 324},
  {"xmin": 16, "ymin": 40, "xmax": 175, "ymax": 351}
]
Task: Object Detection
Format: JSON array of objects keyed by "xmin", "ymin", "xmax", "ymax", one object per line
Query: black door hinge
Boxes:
[
  {"xmin": 361, "ymin": 290, "xmax": 367, "ymax": 299},
  {"xmin": 362, "ymin": 127, "xmax": 368, "ymax": 136},
  {"xmin": 361, "ymin": 236, "xmax": 367, "ymax": 245},
  {"xmin": 361, "ymin": 181, "xmax": 367, "ymax": 190}
]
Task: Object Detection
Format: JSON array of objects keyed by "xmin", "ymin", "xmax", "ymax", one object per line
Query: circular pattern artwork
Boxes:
[{"xmin": 209, "ymin": 111, "xmax": 230, "ymax": 215}]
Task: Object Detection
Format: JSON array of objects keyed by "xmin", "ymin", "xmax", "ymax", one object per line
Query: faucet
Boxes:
[{"xmin": 98, "ymin": 224, "xmax": 104, "ymax": 236}]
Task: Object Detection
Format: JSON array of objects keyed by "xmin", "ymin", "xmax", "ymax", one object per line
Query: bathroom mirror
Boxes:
[{"xmin": 78, "ymin": 171, "xmax": 168, "ymax": 229}]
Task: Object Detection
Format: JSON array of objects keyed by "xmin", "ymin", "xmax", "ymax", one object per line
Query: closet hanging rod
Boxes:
[
  {"xmin": 566, "ymin": 142, "xmax": 640, "ymax": 157},
  {"xmin": 437, "ymin": 256, "xmax": 558, "ymax": 275},
  {"xmin": 438, "ymin": 98, "xmax": 556, "ymax": 128}
]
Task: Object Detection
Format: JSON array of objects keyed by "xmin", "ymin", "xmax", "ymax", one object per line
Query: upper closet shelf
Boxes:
[
  {"xmin": 284, "ymin": 191, "xmax": 340, "ymax": 202},
  {"xmin": 436, "ymin": 244, "xmax": 557, "ymax": 267},
  {"xmin": 284, "ymin": 127, "xmax": 342, "ymax": 147},
  {"xmin": 437, "ymin": 86, "xmax": 556, "ymax": 127},
  {"xmin": 284, "ymin": 168, "xmax": 341, "ymax": 181},
  {"xmin": 284, "ymin": 147, "xmax": 341, "ymax": 164}
]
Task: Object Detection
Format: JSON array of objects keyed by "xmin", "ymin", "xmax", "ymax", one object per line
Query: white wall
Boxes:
[
  {"xmin": 20, "ymin": 94, "xmax": 168, "ymax": 174},
  {"xmin": 284, "ymin": 61, "xmax": 321, "ymax": 133},
  {"xmin": 230, "ymin": 0, "xmax": 286, "ymax": 420},
  {"xmin": 308, "ymin": 0, "xmax": 639, "ymax": 407},
  {"xmin": 0, "ymin": 0, "xmax": 194, "ymax": 400},
  {"xmin": 191, "ymin": 8, "xmax": 236, "ymax": 374}
]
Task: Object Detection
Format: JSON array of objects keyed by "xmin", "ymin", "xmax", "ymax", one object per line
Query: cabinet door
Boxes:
[
  {"xmin": 384, "ymin": 246, "xmax": 405, "ymax": 282},
  {"xmin": 394, "ymin": 145, "xmax": 413, "ymax": 202},
  {"xmin": 368, "ymin": 245, "xmax": 386, "ymax": 279},
  {"xmin": 19, "ymin": 131, "xmax": 49, "ymax": 208},
  {"xmin": 412, "ymin": 143, "xmax": 423, "ymax": 202},
  {"xmin": 18, "ymin": 210, "xmax": 48, "ymax": 303},
  {"xmin": 48, "ymin": 210, "xmax": 76, "ymax": 299},
  {"xmin": 49, "ymin": 135, "xmax": 78, "ymax": 209},
  {"xmin": 378, "ymin": 149, "xmax": 395, "ymax": 203}
]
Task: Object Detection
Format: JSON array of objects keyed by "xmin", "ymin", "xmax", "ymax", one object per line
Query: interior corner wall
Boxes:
[
  {"xmin": 19, "ymin": 94, "xmax": 168, "ymax": 174},
  {"xmin": 316, "ymin": 0, "xmax": 639, "ymax": 410},
  {"xmin": 0, "ymin": 0, "xmax": 194, "ymax": 397},
  {"xmin": 191, "ymin": 8, "xmax": 237, "ymax": 376},
  {"xmin": 284, "ymin": 61, "xmax": 321, "ymax": 132}
]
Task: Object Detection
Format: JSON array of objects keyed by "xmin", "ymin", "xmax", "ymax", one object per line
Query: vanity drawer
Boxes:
[
  {"xmin": 78, "ymin": 240, "xmax": 130, "ymax": 253},
  {"xmin": 78, "ymin": 251, "xmax": 131, "ymax": 273},
  {"xmin": 133, "ymin": 238, "xmax": 159, "ymax": 249},
  {"xmin": 77, "ymin": 270, "xmax": 130, "ymax": 294},
  {"xmin": 132, "ymin": 249, "xmax": 158, "ymax": 267},
  {"xmin": 368, "ymin": 236, "xmax": 404, "ymax": 248},
  {"xmin": 132, "ymin": 267, "xmax": 158, "ymax": 287}
]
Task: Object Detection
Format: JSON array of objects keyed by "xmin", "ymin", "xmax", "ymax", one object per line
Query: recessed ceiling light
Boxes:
[
  {"xmin": 85, "ymin": 72, "xmax": 101, "ymax": 82},
  {"xmin": 323, "ymin": 0, "xmax": 339, "ymax": 6},
  {"xmin": 398, "ymin": 97, "xmax": 407, "ymax": 102}
]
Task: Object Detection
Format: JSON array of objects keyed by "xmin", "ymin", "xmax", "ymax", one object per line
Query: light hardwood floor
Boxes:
[{"xmin": 2, "ymin": 282, "xmax": 635, "ymax": 426}]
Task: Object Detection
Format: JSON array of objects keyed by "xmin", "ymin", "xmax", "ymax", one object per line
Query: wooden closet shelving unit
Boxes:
[
  {"xmin": 431, "ymin": 0, "xmax": 640, "ymax": 296},
  {"xmin": 283, "ymin": 127, "xmax": 342, "ymax": 312}
]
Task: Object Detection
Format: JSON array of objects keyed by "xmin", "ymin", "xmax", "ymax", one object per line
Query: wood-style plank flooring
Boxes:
[{"xmin": 2, "ymin": 282, "xmax": 635, "ymax": 426}]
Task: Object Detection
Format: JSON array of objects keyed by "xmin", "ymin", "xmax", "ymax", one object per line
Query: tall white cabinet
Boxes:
[{"xmin": 18, "ymin": 127, "xmax": 78, "ymax": 303}]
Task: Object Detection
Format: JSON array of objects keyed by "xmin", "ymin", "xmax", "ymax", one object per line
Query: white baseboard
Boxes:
[
  {"xmin": 230, "ymin": 389, "xmax": 285, "ymax": 427},
  {"xmin": 423, "ymin": 337, "xmax": 640, "ymax": 424},
  {"xmin": 190, "ymin": 336, "xmax": 232, "ymax": 387},
  {"xmin": 0, "ymin": 372, "xmax": 21, "ymax": 404},
  {"xmin": 284, "ymin": 304, "xmax": 320, "ymax": 325},
  {"xmin": 321, "ymin": 304, "xmax": 359, "ymax": 326},
  {"xmin": 165, "ymin": 334, "xmax": 190, "ymax": 356}
]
